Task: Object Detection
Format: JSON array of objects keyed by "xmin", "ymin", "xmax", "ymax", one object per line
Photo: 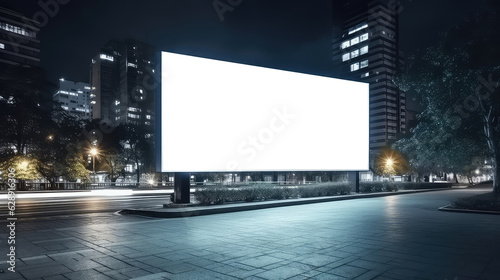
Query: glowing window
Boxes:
[
  {"xmin": 342, "ymin": 53, "xmax": 350, "ymax": 62},
  {"xmin": 340, "ymin": 41, "xmax": 350, "ymax": 49},
  {"xmin": 351, "ymin": 49, "xmax": 359, "ymax": 59},
  {"xmin": 127, "ymin": 62, "xmax": 137, "ymax": 68},
  {"xmin": 361, "ymin": 72, "xmax": 370, "ymax": 78},
  {"xmin": 360, "ymin": 60, "xmax": 369, "ymax": 68},
  {"xmin": 348, "ymin": 23, "xmax": 368, "ymax": 35},
  {"xmin": 0, "ymin": 43, "xmax": 4, "ymax": 49},
  {"xmin": 360, "ymin": 33, "xmax": 369, "ymax": 42},
  {"xmin": 350, "ymin": 37, "xmax": 359, "ymax": 46},
  {"xmin": 100, "ymin": 54, "xmax": 114, "ymax": 61},
  {"xmin": 360, "ymin": 46, "xmax": 368, "ymax": 55},
  {"xmin": 350, "ymin": 63, "xmax": 360, "ymax": 72}
]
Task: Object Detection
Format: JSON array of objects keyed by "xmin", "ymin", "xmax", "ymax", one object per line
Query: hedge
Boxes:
[{"xmin": 193, "ymin": 182, "xmax": 452, "ymax": 205}]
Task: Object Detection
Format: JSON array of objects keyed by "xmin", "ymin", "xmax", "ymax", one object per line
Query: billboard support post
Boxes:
[
  {"xmin": 174, "ymin": 172, "xmax": 190, "ymax": 204},
  {"xmin": 348, "ymin": 171, "xmax": 360, "ymax": 193}
]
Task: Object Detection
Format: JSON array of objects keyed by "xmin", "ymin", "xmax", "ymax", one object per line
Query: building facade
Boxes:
[
  {"xmin": 332, "ymin": 0, "xmax": 406, "ymax": 154},
  {"xmin": 53, "ymin": 78, "xmax": 91, "ymax": 120},
  {"xmin": 0, "ymin": 8, "xmax": 40, "ymax": 67},
  {"xmin": 90, "ymin": 39, "xmax": 156, "ymax": 128}
]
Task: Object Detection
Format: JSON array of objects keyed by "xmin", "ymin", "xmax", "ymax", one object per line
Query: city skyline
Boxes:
[{"xmin": 0, "ymin": 0, "xmax": 485, "ymax": 89}]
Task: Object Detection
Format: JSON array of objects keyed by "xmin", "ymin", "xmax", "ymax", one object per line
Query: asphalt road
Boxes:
[{"xmin": 0, "ymin": 191, "xmax": 174, "ymax": 219}]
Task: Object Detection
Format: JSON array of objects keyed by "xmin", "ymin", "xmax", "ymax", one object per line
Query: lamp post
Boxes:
[
  {"xmin": 385, "ymin": 157, "xmax": 395, "ymax": 180},
  {"xmin": 90, "ymin": 148, "xmax": 98, "ymax": 183}
]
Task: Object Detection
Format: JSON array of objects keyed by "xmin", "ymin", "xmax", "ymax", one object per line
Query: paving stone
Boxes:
[
  {"xmin": 236, "ymin": 255, "xmax": 284, "ymax": 268},
  {"xmin": 17, "ymin": 263, "xmax": 73, "ymax": 279},
  {"xmin": 328, "ymin": 265, "xmax": 368, "ymax": 278}
]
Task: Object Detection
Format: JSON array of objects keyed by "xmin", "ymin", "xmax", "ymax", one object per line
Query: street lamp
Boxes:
[
  {"xmin": 385, "ymin": 157, "xmax": 395, "ymax": 179},
  {"xmin": 90, "ymin": 147, "xmax": 98, "ymax": 183}
]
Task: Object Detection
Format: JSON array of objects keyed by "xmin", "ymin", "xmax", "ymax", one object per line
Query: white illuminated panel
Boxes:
[{"xmin": 160, "ymin": 52, "xmax": 369, "ymax": 172}]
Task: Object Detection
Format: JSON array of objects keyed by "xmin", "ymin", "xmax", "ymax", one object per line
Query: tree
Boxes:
[
  {"xmin": 0, "ymin": 65, "xmax": 47, "ymax": 156},
  {"xmin": 117, "ymin": 124, "xmax": 154, "ymax": 185},
  {"xmin": 374, "ymin": 147, "xmax": 410, "ymax": 178},
  {"xmin": 394, "ymin": 1, "xmax": 500, "ymax": 192},
  {"xmin": 100, "ymin": 149, "xmax": 126, "ymax": 183},
  {"xmin": 393, "ymin": 113, "xmax": 486, "ymax": 183},
  {"xmin": 0, "ymin": 155, "xmax": 41, "ymax": 190}
]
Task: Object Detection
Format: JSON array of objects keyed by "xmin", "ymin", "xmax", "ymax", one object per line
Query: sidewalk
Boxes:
[
  {"xmin": 1, "ymin": 187, "xmax": 498, "ymax": 280},
  {"xmin": 120, "ymin": 188, "xmax": 453, "ymax": 218}
]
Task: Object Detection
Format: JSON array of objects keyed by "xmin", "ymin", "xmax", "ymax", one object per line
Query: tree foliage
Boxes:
[{"xmin": 393, "ymin": 1, "xmax": 500, "ymax": 191}]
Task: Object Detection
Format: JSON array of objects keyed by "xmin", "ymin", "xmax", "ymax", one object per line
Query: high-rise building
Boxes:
[
  {"xmin": 332, "ymin": 0, "xmax": 406, "ymax": 154},
  {"xmin": 53, "ymin": 78, "xmax": 91, "ymax": 120},
  {"xmin": 90, "ymin": 39, "xmax": 156, "ymax": 128},
  {"xmin": 0, "ymin": 8, "xmax": 40, "ymax": 67}
]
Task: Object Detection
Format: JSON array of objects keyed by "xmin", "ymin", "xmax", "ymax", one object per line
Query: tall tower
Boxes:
[
  {"xmin": 333, "ymin": 0, "xmax": 406, "ymax": 155},
  {"xmin": 0, "ymin": 8, "xmax": 40, "ymax": 68},
  {"xmin": 90, "ymin": 39, "xmax": 156, "ymax": 128}
]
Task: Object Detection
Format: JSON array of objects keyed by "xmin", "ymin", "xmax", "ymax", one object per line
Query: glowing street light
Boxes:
[
  {"xmin": 19, "ymin": 161, "xmax": 28, "ymax": 170},
  {"xmin": 90, "ymin": 147, "xmax": 99, "ymax": 183}
]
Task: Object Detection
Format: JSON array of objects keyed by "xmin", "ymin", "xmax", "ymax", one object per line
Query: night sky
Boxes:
[{"xmin": 0, "ymin": 0, "xmax": 484, "ymax": 90}]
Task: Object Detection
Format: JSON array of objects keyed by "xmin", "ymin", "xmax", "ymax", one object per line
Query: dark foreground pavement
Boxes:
[{"xmin": 1, "ymin": 187, "xmax": 499, "ymax": 280}]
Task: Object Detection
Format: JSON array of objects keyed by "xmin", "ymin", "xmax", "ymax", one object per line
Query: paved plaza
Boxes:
[{"xmin": 1, "ymin": 187, "xmax": 499, "ymax": 280}]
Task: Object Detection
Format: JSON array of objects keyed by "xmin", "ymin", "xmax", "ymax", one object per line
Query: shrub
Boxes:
[
  {"xmin": 297, "ymin": 183, "xmax": 352, "ymax": 198},
  {"xmin": 240, "ymin": 187, "xmax": 259, "ymax": 202}
]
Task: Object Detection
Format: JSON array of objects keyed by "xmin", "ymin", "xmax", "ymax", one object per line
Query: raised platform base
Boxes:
[{"xmin": 163, "ymin": 203, "xmax": 196, "ymax": 208}]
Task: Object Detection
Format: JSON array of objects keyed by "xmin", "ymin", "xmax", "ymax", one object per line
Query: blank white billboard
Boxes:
[{"xmin": 158, "ymin": 52, "xmax": 369, "ymax": 172}]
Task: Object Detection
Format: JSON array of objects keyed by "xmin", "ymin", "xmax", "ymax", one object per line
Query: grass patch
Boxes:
[{"xmin": 452, "ymin": 192, "xmax": 500, "ymax": 211}]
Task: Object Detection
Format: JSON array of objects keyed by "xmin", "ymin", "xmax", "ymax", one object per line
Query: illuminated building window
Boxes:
[
  {"xmin": 342, "ymin": 53, "xmax": 350, "ymax": 62},
  {"xmin": 100, "ymin": 54, "xmax": 114, "ymax": 61},
  {"xmin": 348, "ymin": 23, "xmax": 368, "ymax": 35},
  {"xmin": 127, "ymin": 62, "xmax": 137, "ymax": 68},
  {"xmin": 146, "ymin": 114, "xmax": 151, "ymax": 120},
  {"xmin": 340, "ymin": 41, "xmax": 350, "ymax": 49},
  {"xmin": 361, "ymin": 72, "xmax": 370, "ymax": 78},
  {"xmin": 0, "ymin": 43, "xmax": 4, "ymax": 49},
  {"xmin": 360, "ymin": 45, "xmax": 369, "ymax": 55},
  {"xmin": 350, "ymin": 37, "xmax": 359, "ymax": 46},
  {"xmin": 351, "ymin": 49, "xmax": 359, "ymax": 59},
  {"xmin": 127, "ymin": 113, "xmax": 140, "ymax": 119},
  {"xmin": 115, "ymin": 100, "xmax": 120, "ymax": 105},
  {"xmin": 360, "ymin": 60, "xmax": 369, "ymax": 68},
  {"xmin": 360, "ymin": 33, "xmax": 369, "ymax": 42},
  {"xmin": 350, "ymin": 62, "xmax": 359, "ymax": 72},
  {"xmin": 0, "ymin": 22, "xmax": 36, "ymax": 38}
]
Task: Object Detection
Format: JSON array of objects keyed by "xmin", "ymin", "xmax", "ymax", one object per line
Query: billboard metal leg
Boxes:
[
  {"xmin": 174, "ymin": 172, "xmax": 190, "ymax": 204},
  {"xmin": 348, "ymin": 171, "xmax": 360, "ymax": 193}
]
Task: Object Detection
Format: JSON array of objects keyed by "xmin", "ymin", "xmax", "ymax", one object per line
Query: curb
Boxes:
[
  {"xmin": 438, "ymin": 205, "xmax": 500, "ymax": 215},
  {"xmin": 119, "ymin": 188, "xmax": 451, "ymax": 218}
]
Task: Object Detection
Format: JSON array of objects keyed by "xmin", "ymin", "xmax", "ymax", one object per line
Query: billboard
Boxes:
[{"xmin": 156, "ymin": 52, "xmax": 369, "ymax": 172}]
